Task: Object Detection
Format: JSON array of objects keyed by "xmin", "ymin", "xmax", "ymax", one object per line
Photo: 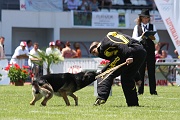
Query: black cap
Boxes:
[{"xmin": 139, "ymin": 9, "xmax": 150, "ymax": 17}]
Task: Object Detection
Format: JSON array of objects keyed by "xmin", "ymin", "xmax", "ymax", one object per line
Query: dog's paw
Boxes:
[
  {"xmin": 75, "ymin": 97, "xmax": 78, "ymax": 106},
  {"xmin": 41, "ymin": 102, "xmax": 46, "ymax": 106},
  {"xmin": 30, "ymin": 102, "xmax": 35, "ymax": 105}
]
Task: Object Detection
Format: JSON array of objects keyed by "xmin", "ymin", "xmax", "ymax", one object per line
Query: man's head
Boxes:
[
  {"xmin": 89, "ymin": 41, "xmax": 100, "ymax": 56},
  {"xmin": 66, "ymin": 41, "xmax": 71, "ymax": 47},
  {"xmin": 49, "ymin": 41, "xmax": 55, "ymax": 48},
  {"xmin": 73, "ymin": 42, "xmax": 80, "ymax": 49},
  {"xmin": 33, "ymin": 43, "xmax": 39, "ymax": 51},
  {"xmin": 27, "ymin": 40, "xmax": 32, "ymax": 47},
  {"xmin": 55, "ymin": 40, "xmax": 63, "ymax": 50},
  {"xmin": 55, "ymin": 40, "xmax": 61, "ymax": 47},
  {"xmin": 0, "ymin": 36, "xmax": 5, "ymax": 44},
  {"xmin": 20, "ymin": 41, "xmax": 27, "ymax": 50},
  {"xmin": 139, "ymin": 9, "xmax": 150, "ymax": 24}
]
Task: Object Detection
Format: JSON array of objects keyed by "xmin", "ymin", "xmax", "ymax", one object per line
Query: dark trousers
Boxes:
[
  {"xmin": 97, "ymin": 46, "xmax": 146, "ymax": 106},
  {"xmin": 97, "ymin": 72, "xmax": 139, "ymax": 106},
  {"xmin": 138, "ymin": 47, "xmax": 156, "ymax": 94}
]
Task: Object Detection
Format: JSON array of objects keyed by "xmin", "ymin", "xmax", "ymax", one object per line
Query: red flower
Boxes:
[
  {"xmin": 14, "ymin": 64, "xmax": 20, "ymax": 69},
  {"xmin": 5, "ymin": 63, "xmax": 30, "ymax": 83},
  {"xmin": 4, "ymin": 66, "xmax": 10, "ymax": 71},
  {"xmin": 23, "ymin": 65, "xmax": 29, "ymax": 69},
  {"xmin": 30, "ymin": 73, "xmax": 34, "ymax": 78},
  {"xmin": 100, "ymin": 59, "xmax": 110, "ymax": 66},
  {"xmin": 4, "ymin": 64, "xmax": 13, "ymax": 71}
]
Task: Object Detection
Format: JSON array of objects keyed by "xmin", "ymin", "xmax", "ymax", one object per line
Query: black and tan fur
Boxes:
[{"xmin": 30, "ymin": 71, "xmax": 97, "ymax": 106}]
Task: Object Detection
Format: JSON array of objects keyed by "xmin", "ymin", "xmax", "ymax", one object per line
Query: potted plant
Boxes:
[
  {"xmin": 4, "ymin": 64, "xmax": 31, "ymax": 86},
  {"xmin": 99, "ymin": 60, "xmax": 110, "ymax": 67},
  {"xmin": 30, "ymin": 50, "xmax": 64, "ymax": 75}
]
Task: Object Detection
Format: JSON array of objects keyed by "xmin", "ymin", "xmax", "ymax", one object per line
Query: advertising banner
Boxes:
[
  {"xmin": 20, "ymin": 0, "xmax": 63, "ymax": 11},
  {"xmin": 72, "ymin": 11, "xmax": 129, "ymax": 28},
  {"xmin": 92, "ymin": 12, "xmax": 119, "ymax": 28},
  {"xmin": 155, "ymin": 0, "xmax": 180, "ymax": 54}
]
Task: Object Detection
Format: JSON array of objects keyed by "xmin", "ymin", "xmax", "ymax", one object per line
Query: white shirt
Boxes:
[
  {"xmin": 67, "ymin": 0, "xmax": 80, "ymax": 10},
  {"xmin": 0, "ymin": 44, "xmax": 5, "ymax": 59},
  {"xmin": 164, "ymin": 55, "xmax": 173, "ymax": 62},
  {"xmin": 132, "ymin": 23, "xmax": 159, "ymax": 44},
  {"xmin": 46, "ymin": 47, "xmax": 62, "ymax": 56},
  {"xmin": 10, "ymin": 46, "xmax": 29, "ymax": 68},
  {"xmin": 26, "ymin": 46, "xmax": 33, "ymax": 52},
  {"xmin": 28, "ymin": 48, "xmax": 41, "ymax": 67}
]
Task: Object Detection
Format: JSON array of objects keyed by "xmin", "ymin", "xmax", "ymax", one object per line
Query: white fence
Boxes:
[
  {"xmin": 0, "ymin": 58, "xmax": 103, "ymax": 85},
  {"xmin": 1, "ymin": 58, "xmax": 180, "ymax": 87}
]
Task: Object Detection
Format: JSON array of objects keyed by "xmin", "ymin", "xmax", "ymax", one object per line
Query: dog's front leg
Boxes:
[
  {"xmin": 59, "ymin": 90, "xmax": 70, "ymax": 106},
  {"xmin": 30, "ymin": 93, "xmax": 43, "ymax": 105},
  {"xmin": 40, "ymin": 87, "xmax": 53, "ymax": 106},
  {"xmin": 69, "ymin": 93, "xmax": 78, "ymax": 106}
]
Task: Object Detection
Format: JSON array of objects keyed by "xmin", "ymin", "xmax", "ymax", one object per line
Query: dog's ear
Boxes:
[
  {"xmin": 36, "ymin": 79, "xmax": 47, "ymax": 86},
  {"xmin": 82, "ymin": 71, "xmax": 97, "ymax": 81},
  {"xmin": 32, "ymin": 80, "xmax": 38, "ymax": 85},
  {"xmin": 96, "ymin": 71, "xmax": 101, "ymax": 76},
  {"xmin": 82, "ymin": 74, "xmax": 89, "ymax": 81}
]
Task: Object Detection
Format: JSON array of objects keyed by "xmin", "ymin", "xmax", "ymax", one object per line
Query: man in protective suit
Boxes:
[{"xmin": 89, "ymin": 31, "xmax": 146, "ymax": 106}]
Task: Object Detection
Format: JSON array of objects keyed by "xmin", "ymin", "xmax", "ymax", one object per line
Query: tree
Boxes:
[{"xmin": 30, "ymin": 50, "xmax": 64, "ymax": 75}]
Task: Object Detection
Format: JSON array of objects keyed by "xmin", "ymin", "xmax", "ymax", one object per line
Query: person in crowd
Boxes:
[
  {"xmin": 10, "ymin": 41, "xmax": 29, "ymax": 68},
  {"xmin": 89, "ymin": 31, "xmax": 146, "ymax": 106},
  {"xmin": 0, "ymin": 36, "xmax": 5, "ymax": 59},
  {"xmin": 174, "ymin": 49, "xmax": 180, "ymax": 73},
  {"xmin": 46, "ymin": 41, "xmax": 62, "ymax": 56},
  {"xmin": 146, "ymin": 0, "xmax": 156, "ymax": 10},
  {"xmin": 66, "ymin": 0, "xmax": 80, "ymax": 11},
  {"xmin": 98, "ymin": 0, "xmax": 112, "ymax": 10},
  {"xmin": 161, "ymin": 50, "xmax": 173, "ymax": 62},
  {"xmin": 28, "ymin": 43, "xmax": 42, "ymax": 78},
  {"xmin": 89, "ymin": 0, "xmax": 99, "ymax": 11},
  {"xmin": 25, "ymin": 40, "xmax": 33, "ymax": 66},
  {"xmin": 123, "ymin": 0, "xmax": 132, "ymax": 5},
  {"xmin": 155, "ymin": 43, "xmax": 162, "ymax": 60},
  {"xmin": 26, "ymin": 40, "xmax": 33, "ymax": 52},
  {"xmin": 55, "ymin": 40, "xmax": 63, "ymax": 52},
  {"xmin": 61, "ymin": 41, "xmax": 76, "ymax": 58},
  {"xmin": 78, "ymin": 0, "xmax": 89, "ymax": 11},
  {"xmin": 73, "ymin": 42, "xmax": 82, "ymax": 58},
  {"xmin": 161, "ymin": 50, "xmax": 174, "ymax": 85},
  {"xmin": 132, "ymin": 9, "xmax": 159, "ymax": 95},
  {"xmin": 174, "ymin": 49, "xmax": 180, "ymax": 59}
]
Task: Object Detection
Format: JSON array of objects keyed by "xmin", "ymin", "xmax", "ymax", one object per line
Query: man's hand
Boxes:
[
  {"xmin": 126, "ymin": 58, "xmax": 133, "ymax": 65},
  {"xmin": 17, "ymin": 54, "xmax": 28, "ymax": 59}
]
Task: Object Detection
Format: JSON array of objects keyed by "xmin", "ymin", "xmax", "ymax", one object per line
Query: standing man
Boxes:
[
  {"xmin": 10, "ymin": 41, "xmax": 29, "ymax": 68},
  {"xmin": 28, "ymin": 43, "xmax": 42, "ymax": 78},
  {"xmin": 26, "ymin": 40, "xmax": 33, "ymax": 52},
  {"xmin": 46, "ymin": 41, "xmax": 62, "ymax": 56},
  {"xmin": 0, "ymin": 36, "xmax": 5, "ymax": 59},
  {"xmin": 132, "ymin": 9, "xmax": 159, "ymax": 95},
  {"xmin": 89, "ymin": 31, "xmax": 146, "ymax": 106}
]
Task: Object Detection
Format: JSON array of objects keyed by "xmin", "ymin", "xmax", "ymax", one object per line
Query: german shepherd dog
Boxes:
[{"xmin": 30, "ymin": 71, "xmax": 97, "ymax": 106}]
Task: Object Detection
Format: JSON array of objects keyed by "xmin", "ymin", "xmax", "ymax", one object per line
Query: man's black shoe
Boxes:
[
  {"xmin": 137, "ymin": 92, "xmax": 143, "ymax": 95},
  {"xmin": 94, "ymin": 99, "xmax": 106, "ymax": 106},
  {"xmin": 151, "ymin": 91, "xmax": 158, "ymax": 95}
]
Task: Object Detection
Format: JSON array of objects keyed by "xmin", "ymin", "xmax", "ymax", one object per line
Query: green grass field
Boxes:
[{"xmin": 0, "ymin": 85, "xmax": 180, "ymax": 120}]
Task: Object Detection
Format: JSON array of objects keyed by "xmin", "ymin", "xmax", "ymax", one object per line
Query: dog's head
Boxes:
[
  {"xmin": 31, "ymin": 80, "xmax": 40, "ymax": 94},
  {"xmin": 76, "ymin": 71, "xmax": 97, "ymax": 89}
]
